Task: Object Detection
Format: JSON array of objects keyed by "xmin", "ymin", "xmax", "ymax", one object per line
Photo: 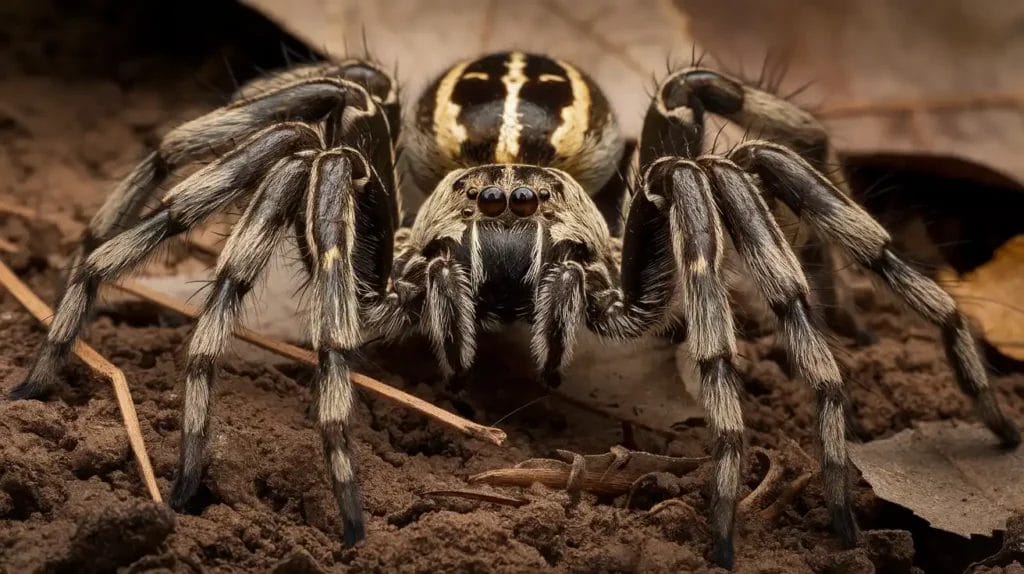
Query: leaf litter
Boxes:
[
  {"xmin": 6, "ymin": 0, "xmax": 1024, "ymax": 568},
  {"xmin": 850, "ymin": 421, "xmax": 1024, "ymax": 538}
]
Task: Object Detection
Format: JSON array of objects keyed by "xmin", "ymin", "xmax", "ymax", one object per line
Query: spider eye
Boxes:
[
  {"xmin": 477, "ymin": 186, "xmax": 507, "ymax": 217},
  {"xmin": 509, "ymin": 187, "xmax": 538, "ymax": 217}
]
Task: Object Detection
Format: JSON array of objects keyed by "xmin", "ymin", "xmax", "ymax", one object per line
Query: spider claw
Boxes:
[
  {"xmin": 710, "ymin": 534, "xmax": 735, "ymax": 570},
  {"xmin": 7, "ymin": 379, "xmax": 50, "ymax": 400},
  {"xmin": 168, "ymin": 471, "xmax": 201, "ymax": 512},
  {"xmin": 336, "ymin": 479, "xmax": 367, "ymax": 547},
  {"xmin": 831, "ymin": 504, "xmax": 861, "ymax": 547}
]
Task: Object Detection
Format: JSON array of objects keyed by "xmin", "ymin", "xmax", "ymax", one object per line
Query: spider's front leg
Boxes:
[
  {"xmin": 522, "ymin": 161, "xmax": 747, "ymax": 567},
  {"xmin": 623, "ymin": 160, "xmax": 748, "ymax": 569},
  {"xmin": 302, "ymin": 147, "xmax": 403, "ymax": 545}
]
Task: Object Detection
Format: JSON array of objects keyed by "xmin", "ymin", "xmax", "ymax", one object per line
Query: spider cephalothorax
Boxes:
[{"xmin": 11, "ymin": 50, "xmax": 1019, "ymax": 569}]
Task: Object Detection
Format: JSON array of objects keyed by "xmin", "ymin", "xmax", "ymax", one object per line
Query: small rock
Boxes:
[
  {"xmin": 56, "ymin": 501, "xmax": 175, "ymax": 573},
  {"xmin": 865, "ymin": 529, "xmax": 915, "ymax": 573},
  {"xmin": 69, "ymin": 426, "xmax": 129, "ymax": 478},
  {"xmin": 271, "ymin": 547, "xmax": 327, "ymax": 574}
]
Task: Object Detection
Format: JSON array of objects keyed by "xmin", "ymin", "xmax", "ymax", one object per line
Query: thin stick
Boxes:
[
  {"xmin": 110, "ymin": 280, "xmax": 508, "ymax": 446},
  {"xmin": 0, "ymin": 260, "xmax": 161, "ymax": 503},
  {"xmin": 423, "ymin": 489, "xmax": 528, "ymax": 507}
]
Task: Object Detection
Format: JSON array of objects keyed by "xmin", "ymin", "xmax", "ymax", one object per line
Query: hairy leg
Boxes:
[
  {"xmin": 644, "ymin": 67, "xmax": 869, "ymax": 338},
  {"xmin": 10, "ymin": 123, "xmax": 319, "ymax": 399},
  {"xmin": 170, "ymin": 156, "xmax": 310, "ymax": 507},
  {"xmin": 531, "ymin": 261, "xmax": 586, "ymax": 388},
  {"xmin": 702, "ymin": 155, "xmax": 858, "ymax": 547},
  {"xmin": 732, "ymin": 141, "xmax": 1021, "ymax": 447},
  {"xmin": 75, "ymin": 74, "xmax": 377, "ymax": 266},
  {"xmin": 303, "ymin": 147, "xmax": 402, "ymax": 545},
  {"xmin": 648, "ymin": 158, "xmax": 746, "ymax": 567}
]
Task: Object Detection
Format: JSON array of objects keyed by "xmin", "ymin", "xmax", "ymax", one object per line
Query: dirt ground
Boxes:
[{"xmin": 2, "ymin": 2, "xmax": 1024, "ymax": 573}]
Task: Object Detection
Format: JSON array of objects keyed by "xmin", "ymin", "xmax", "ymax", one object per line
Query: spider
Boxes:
[{"xmin": 9, "ymin": 51, "xmax": 1020, "ymax": 569}]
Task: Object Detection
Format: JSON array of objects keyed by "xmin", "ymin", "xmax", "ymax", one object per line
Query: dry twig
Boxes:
[
  {"xmin": 423, "ymin": 489, "xmax": 528, "ymax": 507},
  {"xmin": 0, "ymin": 259, "xmax": 162, "ymax": 503},
  {"xmin": 469, "ymin": 446, "xmax": 708, "ymax": 497},
  {"xmin": 738, "ymin": 442, "xmax": 815, "ymax": 524},
  {"xmin": 110, "ymin": 280, "xmax": 508, "ymax": 446}
]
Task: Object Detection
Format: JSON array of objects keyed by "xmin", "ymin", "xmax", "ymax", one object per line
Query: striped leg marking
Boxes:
[
  {"xmin": 170, "ymin": 156, "xmax": 310, "ymax": 508},
  {"xmin": 733, "ymin": 142, "xmax": 1021, "ymax": 448},
  {"xmin": 10, "ymin": 123, "xmax": 319, "ymax": 400},
  {"xmin": 650, "ymin": 159, "xmax": 746, "ymax": 568},
  {"xmin": 702, "ymin": 156, "xmax": 859, "ymax": 547},
  {"xmin": 422, "ymin": 257, "xmax": 477, "ymax": 380},
  {"xmin": 306, "ymin": 150, "xmax": 370, "ymax": 546}
]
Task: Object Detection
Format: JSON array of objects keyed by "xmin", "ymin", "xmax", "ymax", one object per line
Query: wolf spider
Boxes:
[{"xmin": 10, "ymin": 51, "xmax": 1019, "ymax": 568}]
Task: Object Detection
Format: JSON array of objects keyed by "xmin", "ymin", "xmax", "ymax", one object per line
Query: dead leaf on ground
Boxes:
[
  {"xmin": 938, "ymin": 235, "xmax": 1024, "ymax": 361},
  {"xmin": 849, "ymin": 421, "xmax": 1024, "ymax": 538},
  {"xmin": 240, "ymin": 0, "xmax": 696, "ymax": 143},
  {"xmin": 683, "ymin": 0, "xmax": 1024, "ymax": 185}
]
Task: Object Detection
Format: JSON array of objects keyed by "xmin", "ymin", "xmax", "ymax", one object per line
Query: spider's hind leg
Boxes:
[
  {"xmin": 732, "ymin": 141, "xmax": 1021, "ymax": 447},
  {"xmin": 645, "ymin": 67, "xmax": 872, "ymax": 342}
]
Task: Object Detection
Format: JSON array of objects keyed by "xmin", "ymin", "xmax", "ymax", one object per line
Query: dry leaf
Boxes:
[
  {"xmin": 849, "ymin": 421, "xmax": 1024, "ymax": 538},
  {"xmin": 682, "ymin": 0, "xmax": 1024, "ymax": 184},
  {"xmin": 244, "ymin": 0, "xmax": 1024, "ymax": 183},
  {"xmin": 239, "ymin": 0, "xmax": 696, "ymax": 141},
  {"xmin": 938, "ymin": 235, "xmax": 1024, "ymax": 361}
]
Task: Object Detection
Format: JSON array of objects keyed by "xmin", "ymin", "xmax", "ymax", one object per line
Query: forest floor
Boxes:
[{"xmin": 1, "ymin": 1, "xmax": 1023, "ymax": 572}]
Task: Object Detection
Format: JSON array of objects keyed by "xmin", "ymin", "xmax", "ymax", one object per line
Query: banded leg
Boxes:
[
  {"xmin": 170, "ymin": 156, "xmax": 310, "ymax": 507},
  {"xmin": 644, "ymin": 67, "xmax": 869, "ymax": 338},
  {"xmin": 531, "ymin": 261, "xmax": 586, "ymax": 388},
  {"xmin": 304, "ymin": 148, "xmax": 398, "ymax": 545},
  {"xmin": 9, "ymin": 123, "xmax": 319, "ymax": 400},
  {"xmin": 702, "ymin": 156, "xmax": 858, "ymax": 546},
  {"xmin": 647, "ymin": 159, "xmax": 746, "ymax": 568},
  {"xmin": 732, "ymin": 142, "xmax": 1021, "ymax": 447},
  {"xmin": 75, "ymin": 73, "xmax": 379, "ymax": 265}
]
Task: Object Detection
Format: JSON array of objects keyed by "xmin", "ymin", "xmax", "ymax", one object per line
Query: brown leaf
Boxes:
[
  {"xmin": 245, "ymin": 0, "xmax": 1024, "ymax": 183},
  {"xmin": 239, "ymin": 0, "xmax": 697, "ymax": 139},
  {"xmin": 682, "ymin": 0, "xmax": 1024, "ymax": 184},
  {"xmin": 849, "ymin": 421, "xmax": 1024, "ymax": 537},
  {"xmin": 938, "ymin": 235, "xmax": 1024, "ymax": 361}
]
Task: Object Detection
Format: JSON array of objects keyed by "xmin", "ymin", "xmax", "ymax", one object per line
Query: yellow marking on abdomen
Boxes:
[
  {"xmin": 550, "ymin": 60, "xmax": 591, "ymax": 159},
  {"xmin": 539, "ymin": 73, "xmax": 567, "ymax": 82},
  {"xmin": 432, "ymin": 60, "xmax": 471, "ymax": 159},
  {"xmin": 495, "ymin": 52, "xmax": 527, "ymax": 163},
  {"xmin": 462, "ymin": 72, "xmax": 490, "ymax": 80}
]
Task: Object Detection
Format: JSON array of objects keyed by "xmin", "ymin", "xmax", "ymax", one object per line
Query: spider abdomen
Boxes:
[{"xmin": 410, "ymin": 51, "xmax": 624, "ymax": 194}]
